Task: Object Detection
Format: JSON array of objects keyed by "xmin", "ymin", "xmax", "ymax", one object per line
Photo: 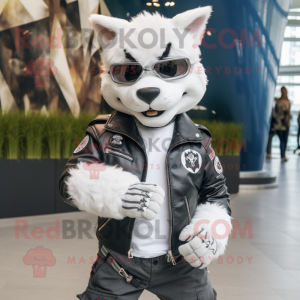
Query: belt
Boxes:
[{"xmin": 100, "ymin": 245, "xmax": 142, "ymax": 288}]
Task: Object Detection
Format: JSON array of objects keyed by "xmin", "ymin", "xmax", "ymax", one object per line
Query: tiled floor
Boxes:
[{"xmin": 0, "ymin": 150, "xmax": 299, "ymax": 299}]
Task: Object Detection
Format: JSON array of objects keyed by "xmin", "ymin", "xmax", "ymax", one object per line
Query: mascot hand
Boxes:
[
  {"xmin": 178, "ymin": 224, "xmax": 218, "ymax": 269},
  {"xmin": 120, "ymin": 183, "xmax": 165, "ymax": 220}
]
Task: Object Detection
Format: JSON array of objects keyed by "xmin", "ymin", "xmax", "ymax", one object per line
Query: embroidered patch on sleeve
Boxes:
[
  {"xmin": 214, "ymin": 156, "xmax": 223, "ymax": 174},
  {"xmin": 181, "ymin": 149, "xmax": 202, "ymax": 174},
  {"xmin": 74, "ymin": 135, "xmax": 89, "ymax": 154}
]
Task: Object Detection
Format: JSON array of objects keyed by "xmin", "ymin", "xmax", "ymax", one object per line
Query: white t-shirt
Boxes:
[{"xmin": 132, "ymin": 120, "xmax": 175, "ymax": 258}]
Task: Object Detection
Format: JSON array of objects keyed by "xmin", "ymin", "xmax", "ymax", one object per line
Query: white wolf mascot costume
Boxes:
[{"xmin": 60, "ymin": 6, "xmax": 232, "ymax": 300}]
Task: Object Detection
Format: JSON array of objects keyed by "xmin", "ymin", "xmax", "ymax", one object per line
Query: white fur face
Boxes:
[{"xmin": 90, "ymin": 7, "xmax": 212, "ymax": 127}]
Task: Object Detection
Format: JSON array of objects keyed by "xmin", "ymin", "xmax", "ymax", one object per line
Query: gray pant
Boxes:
[{"xmin": 77, "ymin": 247, "xmax": 217, "ymax": 300}]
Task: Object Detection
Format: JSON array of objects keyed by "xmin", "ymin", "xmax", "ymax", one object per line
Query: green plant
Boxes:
[
  {"xmin": 0, "ymin": 111, "xmax": 8, "ymax": 158},
  {"xmin": 22, "ymin": 113, "xmax": 45, "ymax": 159},
  {"xmin": 0, "ymin": 111, "xmax": 242, "ymax": 159},
  {"xmin": 192, "ymin": 119, "xmax": 243, "ymax": 156},
  {"xmin": 0, "ymin": 111, "xmax": 98, "ymax": 159},
  {"xmin": 46, "ymin": 113, "xmax": 63, "ymax": 159},
  {"xmin": 5, "ymin": 112, "xmax": 22, "ymax": 159}
]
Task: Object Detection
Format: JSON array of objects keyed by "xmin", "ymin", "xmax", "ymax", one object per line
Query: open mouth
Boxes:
[{"xmin": 142, "ymin": 109, "xmax": 165, "ymax": 118}]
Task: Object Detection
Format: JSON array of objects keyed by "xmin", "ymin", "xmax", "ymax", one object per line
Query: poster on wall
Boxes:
[{"xmin": 0, "ymin": 0, "xmax": 112, "ymax": 114}]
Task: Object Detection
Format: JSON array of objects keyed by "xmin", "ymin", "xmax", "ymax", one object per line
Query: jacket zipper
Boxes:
[
  {"xmin": 166, "ymin": 140, "xmax": 202, "ymax": 265},
  {"xmin": 105, "ymin": 126, "xmax": 148, "ymax": 259},
  {"xmin": 105, "ymin": 147, "xmax": 133, "ymax": 162},
  {"xmin": 106, "ymin": 116, "xmax": 202, "ymax": 262},
  {"xmin": 97, "ymin": 218, "xmax": 111, "ymax": 233},
  {"xmin": 184, "ymin": 196, "xmax": 191, "ymax": 223}
]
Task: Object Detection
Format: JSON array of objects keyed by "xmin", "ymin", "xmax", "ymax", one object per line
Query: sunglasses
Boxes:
[{"xmin": 108, "ymin": 57, "xmax": 195, "ymax": 84}]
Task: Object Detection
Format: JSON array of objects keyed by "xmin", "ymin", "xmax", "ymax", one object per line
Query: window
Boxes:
[{"xmin": 275, "ymin": 8, "xmax": 300, "ymax": 151}]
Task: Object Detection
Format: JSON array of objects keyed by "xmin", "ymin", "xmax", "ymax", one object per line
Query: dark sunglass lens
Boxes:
[
  {"xmin": 124, "ymin": 65, "xmax": 143, "ymax": 82},
  {"xmin": 155, "ymin": 61, "xmax": 177, "ymax": 78},
  {"xmin": 111, "ymin": 65, "xmax": 142, "ymax": 83},
  {"xmin": 111, "ymin": 66, "xmax": 120, "ymax": 75},
  {"xmin": 155, "ymin": 59, "xmax": 188, "ymax": 79}
]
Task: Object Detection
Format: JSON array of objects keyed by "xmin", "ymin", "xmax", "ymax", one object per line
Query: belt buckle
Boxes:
[{"xmin": 119, "ymin": 268, "xmax": 133, "ymax": 283}]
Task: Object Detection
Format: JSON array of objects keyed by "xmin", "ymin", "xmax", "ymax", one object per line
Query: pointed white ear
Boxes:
[
  {"xmin": 89, "ymin": 14, "xmax": 129, "ymax": 48},
  {"xmin": 172, "ymin": 6, "xmax": 212, "ymax": 45}
]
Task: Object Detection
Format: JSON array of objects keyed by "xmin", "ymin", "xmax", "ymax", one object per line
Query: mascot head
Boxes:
[{"xmin": 90, "ymin": 6, "xmax": 212, "ymax": 127}]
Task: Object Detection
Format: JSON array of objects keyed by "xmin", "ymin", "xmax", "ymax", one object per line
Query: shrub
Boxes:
[
  {"xmin": 192, "ymin": 119, "xmax": 243, "ymax": 156},
  {"xmin": 0, "ymin": 111, "xmax": 97, "ymax": 159},
  {"xmin": 0, "ymin": 111, "xmax": 242, "ymax": 159}
]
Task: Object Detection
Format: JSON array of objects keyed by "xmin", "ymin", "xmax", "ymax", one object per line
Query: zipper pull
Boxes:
[
  {"xmin": 167, "ymin": 250, "xmax": 177, "ymax": 265},
  {"xmin": 128, "ymin": 248, "xmax": 134, "ymax": 259}
]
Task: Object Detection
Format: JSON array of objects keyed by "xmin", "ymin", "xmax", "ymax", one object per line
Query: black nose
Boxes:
[{"xmin": 136, "ymin": 87, "xmax": 160, "ymax": 105}]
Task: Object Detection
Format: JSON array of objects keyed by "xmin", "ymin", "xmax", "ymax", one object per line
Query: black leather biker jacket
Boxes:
[{"xmin": 59, "ymin": 111, "xmax": 231, "ymax": 261}]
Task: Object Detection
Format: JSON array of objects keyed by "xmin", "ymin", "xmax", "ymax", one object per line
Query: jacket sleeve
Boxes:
[
  {"xmin": 59, "ymin": 128, "xmax": 103, "ymax": 207},
  {"xmin": 199, "ymin": 139, "xmax": 231, "ymax": 216},
  {"xmin": 58, "ymin": 123, "xmax": 140, "ymax": 219},
  {"xmin": 178, "ymin": 127, "xmax": 232, "ymax": 257}
]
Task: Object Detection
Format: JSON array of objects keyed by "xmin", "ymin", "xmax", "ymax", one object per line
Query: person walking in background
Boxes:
[
  {"xmin": 266, "ymin": 101, "xmax": 278, "ymax": 159},
  {"xmin": 274, "ymin": 86, "xmax": 292, "ymax": 162},
  {"xmin": 294, "ymin": 110, "xmax": 300, "ymax": 155}
]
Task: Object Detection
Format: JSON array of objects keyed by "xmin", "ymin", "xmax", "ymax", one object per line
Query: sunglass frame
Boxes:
[{"xmin": 108, "ymin": 57, "xmax": 195, "ymax": 84}]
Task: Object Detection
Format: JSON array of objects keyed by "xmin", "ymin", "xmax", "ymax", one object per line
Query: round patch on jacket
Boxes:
[
  {"xmin": 181, "ymin": 149, "xmax": 202, "ymax": 173},
  {"xmin": 109, "ymin": 134, "xmax": 124, "ymax": 147},
  {"xmin": 214, "ymin": 156, "xmax": 223, "ymax": 174},
  {"xmin": 74, "ymin": 135, "xmax": 89, "ymax": 153}
]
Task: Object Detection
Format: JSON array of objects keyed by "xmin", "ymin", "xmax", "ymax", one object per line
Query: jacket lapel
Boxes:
[
  {"xmin": 105, "ymin": 111, "xmax": 145, "ymax": 149},
  {"xmin": 169, "ymin": 113, "xmax": 203, "ymax": 148}
]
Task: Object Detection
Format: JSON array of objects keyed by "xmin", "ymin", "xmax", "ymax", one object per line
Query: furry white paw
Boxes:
[
  {"xmin": 179, "ymin": 203, "xmax": 232, "ymax": 258},
  {"xmin": 120, "ymin": 183, "xmax": 165, "ymax": 220},
  {"xmin": 179, "ymin": 224, "xmax": 217, "ymax": 269},
  {"xmin": 66, "ymin": 162, "xmax": 140, "ymax": 219}
]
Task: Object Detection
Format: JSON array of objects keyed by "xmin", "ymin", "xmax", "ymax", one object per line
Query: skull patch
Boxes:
[
  {"xmin": 214, "ymin": 156, "xmax": 223, "ymax": 174},
  {"xmin": 181, "ymin": 149, "xmax": 202, "ymax": 173},
  {"xmin": 109, "ymin": 134, "xmax": 124, "ymax": 147}
]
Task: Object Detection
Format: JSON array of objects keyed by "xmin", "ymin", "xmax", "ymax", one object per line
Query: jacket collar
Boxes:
[
  {"xmin": 105, "ymin": 111, "xmax": 145, "ymax": 147},
  {"xmin": 105, "ymin": 111, "xmax": 203, "ymax": 149}
]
